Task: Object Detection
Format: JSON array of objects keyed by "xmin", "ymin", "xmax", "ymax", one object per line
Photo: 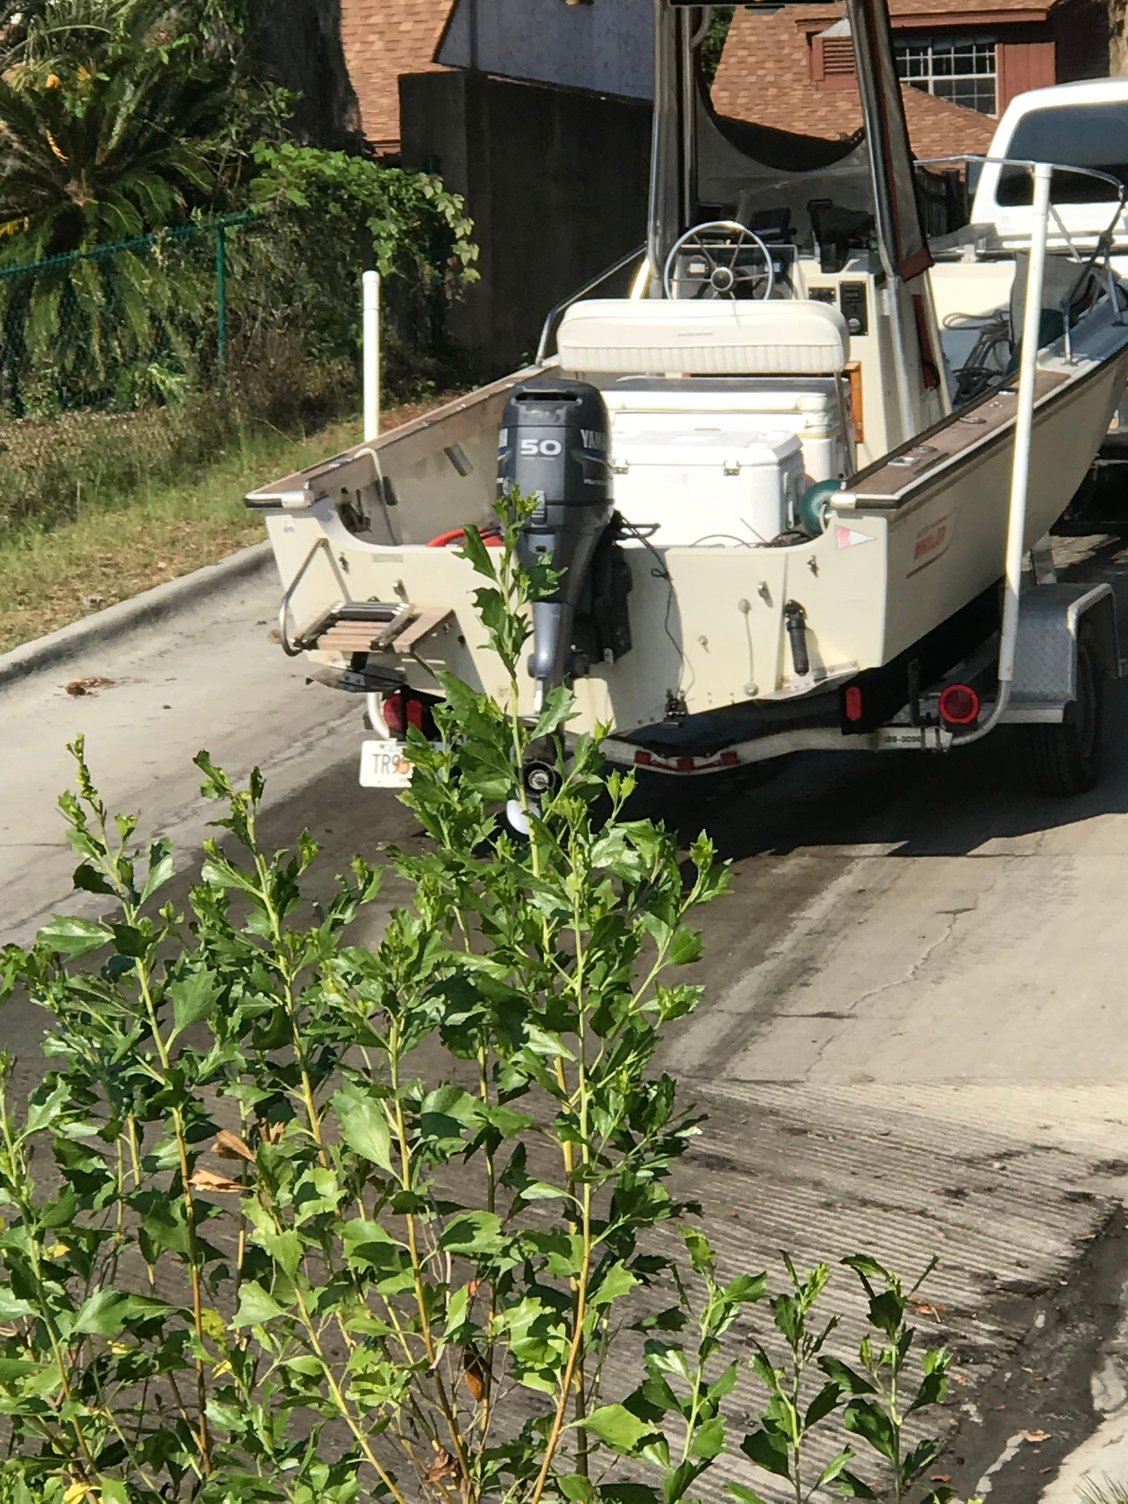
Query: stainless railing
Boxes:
[{"xmin": 534, "ymin": 244, "xmax": 647, "ymax": 366}]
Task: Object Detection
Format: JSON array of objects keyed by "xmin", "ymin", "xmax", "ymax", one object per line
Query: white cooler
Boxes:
[
  {"xmin": 611, "ymin": 426, "xmax": 805, "ymax": 547},
  {"xmin": 604, "ymin": 377, "xmax": 847, "ymax": 488}
]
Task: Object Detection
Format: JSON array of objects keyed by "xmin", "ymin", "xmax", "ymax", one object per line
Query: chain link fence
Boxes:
[{"xmin": 0, "ymin": 212, "xmax": 457, "ymax": 537}]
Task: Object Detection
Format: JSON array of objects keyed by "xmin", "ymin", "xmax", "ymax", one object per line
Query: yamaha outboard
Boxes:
[{"xmin": 498, "ymin": 379, "xmax": 613, "ymax": 707}]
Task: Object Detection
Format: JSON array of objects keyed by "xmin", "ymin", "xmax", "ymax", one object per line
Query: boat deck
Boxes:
[{"xmin": 851, "ymin": 369, "xmax": 1069, "ymax": 505}]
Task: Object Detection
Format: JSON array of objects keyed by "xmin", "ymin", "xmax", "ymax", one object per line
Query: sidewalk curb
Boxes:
[{"xmin": 0, "ymin": 542, "xmax": 274, "ymax": 693}]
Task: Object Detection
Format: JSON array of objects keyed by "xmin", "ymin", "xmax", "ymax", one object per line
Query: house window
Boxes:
[{"xmin": 894, "ymin": 35, "xmax": 997, "ymax": 114}]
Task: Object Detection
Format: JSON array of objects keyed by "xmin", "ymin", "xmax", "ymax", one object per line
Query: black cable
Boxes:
[{"xmin": 618, "ymin": 519, "xmax": 694, "ymax": 697}]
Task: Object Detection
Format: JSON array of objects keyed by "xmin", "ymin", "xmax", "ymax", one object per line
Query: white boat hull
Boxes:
[{"xmin": 253, "ymin": 306, "xmax": 1128, "ymax": 740}]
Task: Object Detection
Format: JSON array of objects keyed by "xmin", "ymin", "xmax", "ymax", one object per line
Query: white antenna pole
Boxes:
[{"xmin": 362, "ymin": 270, "xmax": 381, "ymax": 442}]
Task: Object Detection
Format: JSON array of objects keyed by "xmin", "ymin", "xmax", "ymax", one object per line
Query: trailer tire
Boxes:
[{"xmin": 1019, "ymin": 623, "xmax": 1103, "ymax": 796}]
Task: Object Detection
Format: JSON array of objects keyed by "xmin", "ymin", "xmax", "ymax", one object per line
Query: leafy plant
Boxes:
[
  {"xmin": 740, "ymin": 1254, "xmax": 954, "ymax": 1504},
  {"xmin": 0, "ymin": 492, "xmax": 965, "ymax": 1502},
  {"xmin": 0, "ymin": 2, "xmax": 225, "ymax": 258},
  {"xmin": 699, "ymin": 5, "xmax": 735, "ymax": 87},
  {"xmin": 248, "ymin": 142, "xmax": 479, "ymax": 395}
]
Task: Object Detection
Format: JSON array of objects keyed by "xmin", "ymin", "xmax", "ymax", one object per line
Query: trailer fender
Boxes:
[{"xmin": 1010, "ymin": 582, "xmax": 1121, "ymax": 715}]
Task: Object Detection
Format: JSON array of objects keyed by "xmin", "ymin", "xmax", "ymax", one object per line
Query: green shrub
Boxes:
[{"xmin": 0, "ymin": 495, "xmax": 963, "ymax": 1503}]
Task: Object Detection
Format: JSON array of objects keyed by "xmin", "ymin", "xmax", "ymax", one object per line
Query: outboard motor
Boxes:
[{"xmin": 498, "ymin": 379, "xmax": 613, "ymax": 706}]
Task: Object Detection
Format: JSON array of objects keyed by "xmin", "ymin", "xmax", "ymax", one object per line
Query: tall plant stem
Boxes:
[
  {"xmin": 389, "ymin": 1036, "xmax": 474, "ymax": 1492},
  {"xmin": 0, "ymin": 1101, "xmax": 98, "ymax": 1480},
  {"xmin": 132, "ymin": 955, "xmax": 212, "ymax": 1471},
  {"xmin": 290, "ymin": 1280, "xmax": 409, "ymax": 1504}
]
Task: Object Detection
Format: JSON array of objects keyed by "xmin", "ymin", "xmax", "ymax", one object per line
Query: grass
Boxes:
[
  {"xmin": 0, "ymin": 395, "xmax": 455, "ymax": 653},
  {"xmin": 1080, "ymin": 1482, "xmax": 1128, "ymax": 1504}
]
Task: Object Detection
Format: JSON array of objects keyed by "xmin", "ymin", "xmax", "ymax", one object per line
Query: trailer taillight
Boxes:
[
  {"xmin": 844, "ymin": 686, "xmax": 863, "ymax": 722},
  {"xmin": 939, "ymin": 683, "xmax": 980, "ymax": 726},
  {"xmin": 382, "ymin": 692, "xmax": 425, "ymax": 734}
]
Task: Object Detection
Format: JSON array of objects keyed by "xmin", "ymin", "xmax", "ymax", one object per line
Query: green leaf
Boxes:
[
  {"xmin": 0, "ymin": 1292, "xmax": 33, "ymax": 1321},
  {"xmin": 726, "ymin": 1487, "xmax": 769, "ymax": 1504},
  {"xmin": 169, "ymin": 968, "xmax": 220, "ymax": 1035},
  {"xmin": 332, "ymin": 1083, "xmax": 395, "ymax": 1174},
  {"xmin": 73, "ymin": 1289, "xmax": 166, "ymax": 1337},
  {"xmin": 668, "ymin": 927, "xmax": 703, "ymax": 966},
  {"xmin": 233, "ymin": 1282, "xmax": 287, "ymax": 1327},
  {"xmin": 37, "ymin": 915, "xmax": 112, "ymax": 957},
  {"xmin": 518, "ymin": 1181, "xmax": 568, "ymax": 1203},
  {"xmin": 920, "ymin": 1489, "xmax": 955, "ymax": 1504},
  {"xmin": 843, "ymin": 1400, "xmax": 897, "ymax": 1463},
  {"xmin": 662, "ymin": 1460, "xmax": 704, "ymax": 1504},
  {"xmin": 708, "ymin": 1361, "xmax": 741, "ymax": 1404},
  {"xmin": 72, "ymin": 862, "xmax": 115, "ymax": 897},
  {"xmin": 842, "ymin": 1253, "xmax": 891, "ymax": 1295},
  {"xmin": 141, "ymin": 840, "xmax": 175, "ymax": 902},
  {"xmin": 690, "ymin": 1413, "xmax": 726, "ymax": 1460},
  {"xmin": 749, "ymin": 1343, "xmax": 779, "ymax": 1391},
  {"xmin": 559, "ymin": 1475, "xmax": 595, "ymax": 1503},
  {"xmin": 532, "ymin": 683, "xmax": 574, "ymax": 741},
  {"xmin": 110, "ymin": 923, "xmax": 150, "ymax": 959},
  {"xmin": 681, "ymin": 1226, "xmax": 714, "ymax": 1275},
  {"xmin": 439, "ymin": 1212, "xmax": 502, "ymax": 1255},
  {"xmin": 805, "ymin": 1380, "xmax": 842, "ymax": 1428},
  {"xmin": 835, "ymin": 1471, "xmax": 879, "ymax": 1500},
  {"xmin": 868, "ymin": 1288, "xmax": 905, "ymax": 1338},
  {"xmin": 908, "ymin": 1364, "xmax": 949, "ymax": 1414},
  {"xmin": 817, "ymin": 1448, "xmax": 854, "ymax": 1488},
  {"xmin": 25, "ymin": 1079, "xmax": 69, "ymax": 1136},
  {"xmin": 900, "ymin": 1438, "xmax": 942, "ymax": 1484},
  {"xmin": 723, "ymin": 1273, "xmax": 767, "ymax": 1304},
  {"xmin": 590, "ymin": 1261, "xmax": 638, "ymax": 1308},
  {"xmin": 456, "ymin": 525, "xmax": 497, "ymax": 581},
  {"xmin": 741, "ymin": 1427, "xmax": 792, "ymax": 1479},
  {"xmin": 818, "ymin": 1354, "xmax": 877, "ymax": 1395},
  {"xmin": 579, "ymin": 1403, "xmax": 659, "ymax": 1454},
  {"xmin": 98, "ymin": 1480, "xmax": 130, "ymax": 1504}
]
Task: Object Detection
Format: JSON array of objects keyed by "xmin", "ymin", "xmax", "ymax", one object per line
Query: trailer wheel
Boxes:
[{"xmin": 1019, "ymin": 623, "xmax": 1104, "ymax": 796}]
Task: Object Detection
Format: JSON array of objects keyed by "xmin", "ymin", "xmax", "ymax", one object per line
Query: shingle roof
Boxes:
[
  {"xmin": 340, "ymin": 0, "xmax": 453, "ymax": 152},
  {"xmin": 344, "ymin": 0, "xmax": 1018, "ymax": 156},
  {"xmin": 712, "ymin": 6, "xmax": 1001, "ymax": 158}
]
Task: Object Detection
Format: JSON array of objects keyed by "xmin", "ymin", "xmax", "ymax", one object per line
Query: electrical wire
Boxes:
[{"xmin": 618, "ymin": 518, "xmax": 695, "ymax": 700}]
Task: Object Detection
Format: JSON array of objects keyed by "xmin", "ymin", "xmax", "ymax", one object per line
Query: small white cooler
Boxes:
[
  {"xmin": 611, "ymin": 425, "xmax": 806, "ymax": 547},
  {"xmin": 605, "ymin": 376, "xmax": 847, "ymax": 481}
]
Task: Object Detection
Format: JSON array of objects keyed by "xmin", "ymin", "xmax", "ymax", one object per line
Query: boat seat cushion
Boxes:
[{"xmin": 557, "ymin": 297, "xmax": 851, "ymax": 377}]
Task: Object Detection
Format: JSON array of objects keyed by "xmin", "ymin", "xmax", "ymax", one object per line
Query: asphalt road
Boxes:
[{"xmin": 4, "ymin": 540, "xmax": 1128, "ymax": 1501}]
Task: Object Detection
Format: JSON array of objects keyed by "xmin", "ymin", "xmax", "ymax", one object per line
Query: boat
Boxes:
[{"xmin": 247, "ymin": 0, "xmax": 1128, "ymax": 797}]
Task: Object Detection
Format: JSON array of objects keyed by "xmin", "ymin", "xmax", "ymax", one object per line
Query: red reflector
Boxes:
[
  {"xmin": 845, "ymin": 686, "xmax": 863, "ymax": 722},
  {"xmin": 938, "ymin": 683, "xmax": 980, "ymax": 726},
  {"xmin": 383, "ymin": 693, "xmax": 426, "ymax": 733},
  {"xmin": 382, "ymin": 692, "xmax": 404, "ymax": 734}
]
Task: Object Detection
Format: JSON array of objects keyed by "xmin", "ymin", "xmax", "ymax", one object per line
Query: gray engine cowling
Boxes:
[{"xmin": 497, "ymin": 379, "xmax": 613, "ymax": 701}]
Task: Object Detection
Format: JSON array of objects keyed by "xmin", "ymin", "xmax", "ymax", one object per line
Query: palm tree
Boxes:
[
  {"xmin": 0, "ymin": 1, "xmax": 225, "ymax": 256},
  {"xmin": 0, "ymin": 1, "xmax": 237, "ymax": 410}
]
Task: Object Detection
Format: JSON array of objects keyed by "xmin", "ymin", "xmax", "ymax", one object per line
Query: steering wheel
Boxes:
[{"xmin": 663, "ymin": 220, "xmax": 775, "ymax": 301}]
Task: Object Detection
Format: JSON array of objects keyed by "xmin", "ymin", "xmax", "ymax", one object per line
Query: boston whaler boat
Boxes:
[{"xmin": 248, "ymin": 0, "xmax": 1128, "ymax": 801}]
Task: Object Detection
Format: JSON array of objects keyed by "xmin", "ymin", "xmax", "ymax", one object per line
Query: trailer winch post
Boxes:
[
  {"xmin": 956, "ymin": 159, "xmax": 1053, "ymax": 746},
  {"xmin": 362, "ymin": 270, "xmax": 381, "ymax": 443}
]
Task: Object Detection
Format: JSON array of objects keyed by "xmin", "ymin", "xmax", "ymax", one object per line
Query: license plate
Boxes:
[{"xmin": 359, "ymin": 739, "xmax": 413, "ymax": 789}]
